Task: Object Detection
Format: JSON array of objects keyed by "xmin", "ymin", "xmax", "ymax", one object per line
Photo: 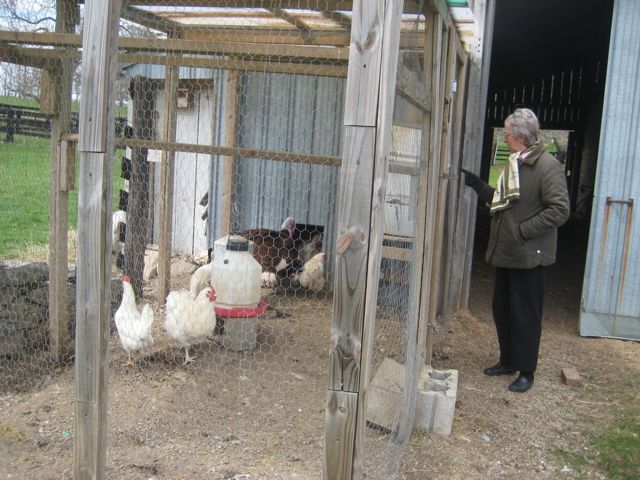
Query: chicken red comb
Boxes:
[
  {"xmin": 207, "ymin": 287, "xmax": 217, "ymax": 302},
  {"xmin": 122, "ymin": 274, "xmax": 130, "ymax": 283}
]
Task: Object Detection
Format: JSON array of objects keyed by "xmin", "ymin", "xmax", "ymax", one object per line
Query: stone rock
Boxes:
[{"xmin": 0, "ymin": 262, "xmax": 49, "ymax": 287}]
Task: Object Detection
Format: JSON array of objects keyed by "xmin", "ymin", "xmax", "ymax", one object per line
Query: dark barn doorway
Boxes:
[{"xmin": 472, "ymin": 0, "xmax": 615, "ymax": 300}]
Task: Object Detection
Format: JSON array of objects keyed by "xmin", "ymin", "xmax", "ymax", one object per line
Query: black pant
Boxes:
[{"xmin": 492, "ymin": 266, "xmax": 545, "ymax": 373}]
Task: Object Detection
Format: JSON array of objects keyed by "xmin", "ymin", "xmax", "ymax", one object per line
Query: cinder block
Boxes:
[
  {"xmin": 414, "ymin": 366, "xmax": 458, "ymax": 436},
  {"xmin": 561, "ymin": 367, "xmax": 583, "ymax": 387}
]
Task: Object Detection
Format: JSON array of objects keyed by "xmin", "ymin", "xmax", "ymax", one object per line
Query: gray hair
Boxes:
[{"xmin": 505, "ymin": 108, "xmax": 540, "ymax": 147}]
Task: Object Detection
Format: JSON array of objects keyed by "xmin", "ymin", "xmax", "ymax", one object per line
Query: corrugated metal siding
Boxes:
[
  {"xmin": 234, "ymin": 72, "xmax": 345, "ymax": 271},
  {"xmin": 122, "ymin": 66, "xmax": 345, "ymax": 268},
  {"xmin": 580, "ymin": 0, "xmax": 640, "ymax": 340}
]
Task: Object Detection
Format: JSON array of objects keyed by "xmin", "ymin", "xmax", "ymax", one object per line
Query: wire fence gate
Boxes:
[{"xmin": 0, "ymin": 0, "xmax": 472, "ymax": 478}]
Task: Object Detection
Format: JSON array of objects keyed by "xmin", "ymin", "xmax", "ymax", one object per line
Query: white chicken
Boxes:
[
  {"xmin": 111, "ymin": 210, "xmax": 127, "ymax": 256},
  {"xmin": 114, "ymin": 274, "xmax": 155, "ymax": 365},
  {"xmin": 189, "ymin": 261, "xmax": 214, "ymax": 298},
  {"xmin": 292, "ymin": 252, "xmax": 326, "ymax": 291},
  {"xmin": 165, "ymin": 284, "xmax": 217, "ymax": 364}
]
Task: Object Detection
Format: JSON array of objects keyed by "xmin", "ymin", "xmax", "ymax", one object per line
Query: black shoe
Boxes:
[
  {"xmin": 508, "ymin": 374, "xmax": 534, "ymax": 393},
  {"xmin": 483, "ymin": 362, "xmax": 517, "ymax": 376}
]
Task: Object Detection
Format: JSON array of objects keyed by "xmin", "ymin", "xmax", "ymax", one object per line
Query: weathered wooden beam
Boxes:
[
  {"xmin": 121, "ymin": 0, "xmax": 356, "ymax": 8},
  {"xmin": 321, "ymin": 10, "xmax": 352, "ymax": 30},
  {"xmin": 125, "ymin": 77, "xmax": 154, "ymax": 299},
  {"xmin": 66, "ymin": 134, "xmax": 413, "ymax": 174},
  {"xmin": 74, "ymin": 1, "xmax": 121, "ymax": 479},
  {"xmin": 458, "ymin": 0, "xmax": 495, "ymax": 309},
  {"xmin": 267, "ymin": 8, "xmax": 313, "ymax": 44},
  {"xmin": 396, "ymin": 60, "xmax": 431, "ymax": 112},
  {"xmin": 47, "ymin": 0, "xmax": 77, "ymax": 364},
  {"xmin": 425, "ymin": 23, "xmax": 454, "ymax": 365},
  {"xmin": 120, "ymin": 4, "xmax": 182, "ymax": 33},
  {"xmin": 120, "ymin": 52, "xmax": 348, "ymax": 77},
  {"xmin": 0, "ymin": 43, "xmax": 60, "ymax": 69},
  {"xmin": 0, "ymin": 31, "xmax": 349, "ymax": 61},
  {"xmin": 220, "ymin": 70, "xmax": 239, "ymax": 236},
  {"xmin": 324, "ymin": 0, "xmax": 403, "ymax": 477},
  {"xmin": 414, "ymin": 7, "xmax": 443, "ymax": 394},
  {"xmin": 157, "ymin": 62, "xmax": 179, "ymax": 305},
  {"xmin": 119, "ymin": 0, "xmax": 424, "ymax": 12}
]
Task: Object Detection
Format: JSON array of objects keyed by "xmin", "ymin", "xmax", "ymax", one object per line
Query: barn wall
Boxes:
[
  {"xmin": 580, "ymin": 0, "xmax": 640, "ymax": 340},
  {"xmin": 234, "ymin": 72, "xmax": 345, "ymax": 268}
]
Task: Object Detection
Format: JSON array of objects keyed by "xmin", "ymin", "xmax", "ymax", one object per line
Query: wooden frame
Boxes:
[{"xmin": 74, "ymin": 1, "xmax": 122, "ymax": 478}]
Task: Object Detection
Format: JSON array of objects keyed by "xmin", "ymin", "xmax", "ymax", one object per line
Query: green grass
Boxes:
[
  {"xmin": 554, "ymin": 374, "xmax": 640, "ymax": 480},
  {"xmin": 0, "ymin": 96, "xmax": 40, "ymax": 108},
  {"xmin": 0, "ymin": 135, "xmax": 124, "ymax": 260},
  {"xmin": 556, "ymin": 410, "xmax": 640, "ymax": 479}
]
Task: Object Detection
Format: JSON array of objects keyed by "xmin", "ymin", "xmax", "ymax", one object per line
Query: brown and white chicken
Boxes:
[
  {"xmin": 165, "ymin": 284, "xmax": 217, "ymax": 364},
  {"xmin": 114, "ymin": 274, "xmax": 155, "ymax": 365}
]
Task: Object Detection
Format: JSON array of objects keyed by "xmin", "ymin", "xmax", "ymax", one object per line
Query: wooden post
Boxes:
[
  {"xmin": 74, "ymin": 1, "xmax": 121, "ymax": 478},
  {"xmin": 441, "ymin": 53, "xmax": 469, "ymax": 315},
  {"xmin": 157, "ymin": 63, "xmax": 179, "ymax": 305},
  {"xmin": 425, "ymin": 25, "xmax": 455, "ymax": 363},
  {"xmin": 48, "ymin": 0, "xmax": 79, "ymax": 362},
  {"xmin": 126, "ymin": 76, "xmax": 154, "ymax": 299},
  {"xmin": 456, "ymin": 0, "xmax": 495, "ymax": 309},
  {"xmin": 412, "ymin": 7, "xmax": 444, "ymax": 374},
  {"xmin": 323, "ymin": 1, "xmax": 403, "ymax": 479},
  {"xmin": 221, "ymin": 70, "xmax": 239, "ymax": 235}
]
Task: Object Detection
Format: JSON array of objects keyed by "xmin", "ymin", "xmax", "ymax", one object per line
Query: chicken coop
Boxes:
[{"xmin": 0, "ymin": 0, "xmax": 490, "ymax": 479}]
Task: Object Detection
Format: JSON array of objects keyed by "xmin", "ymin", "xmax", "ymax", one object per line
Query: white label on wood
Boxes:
[{"xmin": 147, "ymin": 148, "xmax": 162, "ymax": 163}]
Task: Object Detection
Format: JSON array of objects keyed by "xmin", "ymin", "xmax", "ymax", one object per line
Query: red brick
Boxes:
[{"xmin": 561, "ymin": 367, "xmax": 583, "ymax": 387}]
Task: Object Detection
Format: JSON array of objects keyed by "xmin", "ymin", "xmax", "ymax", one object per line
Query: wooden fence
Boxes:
[{"xmin": 0, "ymin": 103, "xmax": 126, "ymax": 141}]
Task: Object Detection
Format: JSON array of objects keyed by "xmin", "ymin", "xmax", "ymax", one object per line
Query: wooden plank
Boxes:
[
  {"xmin": 0, "ymin": 42, "xmax": 60, "ymax": 69},
  {"xmin": 78, "ymin": 1, "xmax": 121, "ymax": 152},
  {"xmin": 120, "ymin": 5, "xmax": 182, "ymax": 33},
  {"xmin": 323, "ymin": 391, "xmax": 358, "ymax": 480},
  {"xmin": 425, "ymin": 24, "xmax": 455, "ymax": 364},
  {"xmin": 343, "ymin": 0, "xmax": 385, "ymax": 127},
  {"xmin": 121, "ymin": 0, "xmax": 424, "ymax": 13},
  {"xmin": 322, "ymin": 10, "xmax": 353, "ymax": 30},
  {"xmin": 220, "ymin": 70, "xmax": 239, "ymax": 236},
  {"xmin": 125, "ymin": 77, "xmax": 154, "ymax": 299},
  {"xmin": 441, "ymin": 54, "xmax": 469, "ymax": 315},
  {"xmin": 157, "ymin": 63, "xmax": 179, "ymax": 305},
  {"xmin": 355, "ymin": 0, "xmax": 404, "ymax": 464},
  {"xmin": 326, "ymin": 126, "xmax": 374, "ymax": 394},
  {"xmin": 324, "ymin": 0, "xmax": 403, "ymax": 477},
  {"xmin": 458, "ymin": 0, "xmax": 494, "ymax": 309},
  {"xmin": 381, "ymin": 245, "xmax": 412, "ymax": 261},
  {"xmin": 68, "ymin": 134, "xmax": 412, "ymax": 173},
  {"xmin": 48, "ymin": 0, "xmax": 78, "ymax": 364},
  {"xmin": 39, "ymin": 69, "xmax": 58, "ymax": 115},
  {"xmin": 0, "ymin": 30, "xmax": 349, "ymax": 61},
  {"xmin": 115, "ymin": 138, "xmax": 342, "ymax": 167},
  {"xmin": 267, "ymin": 8, "xmax": 313, "ymax": 44},
  {"xmin": 74, "ymin": 1, "xmax": 121, "ymax": 478},
  {"xmin": 119, "ymin": 52, "xmax": 348, "ymax": 77},
  {"xmin": 396, "ymin": 60, "xmax": 431, "ymax": 112},
  {"xmin": 413, "ymin": 10, "xmax": 443, "ymax": 383},
  {"xmin": 59, "ymin": 140, "xmax": 76, "ymax": 192}
]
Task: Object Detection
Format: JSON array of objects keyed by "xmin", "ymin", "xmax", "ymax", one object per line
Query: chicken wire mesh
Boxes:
[{"xmin": 0, "ymin": 1, "xmax": 432, "ymax": 479}]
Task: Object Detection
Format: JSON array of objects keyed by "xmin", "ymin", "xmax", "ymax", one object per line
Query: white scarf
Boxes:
[{"xmin": 490, "ymin": 151, "xmax": 521, "ymax": 214}]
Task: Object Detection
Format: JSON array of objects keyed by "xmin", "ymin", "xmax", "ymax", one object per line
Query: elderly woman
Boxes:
[{"xmin": 462, "ymin": 108, "xmax": 570, "ymax": 393}]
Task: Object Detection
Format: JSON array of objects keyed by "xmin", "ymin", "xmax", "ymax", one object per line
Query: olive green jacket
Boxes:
[{"xmin": 485, "ymin": 143, "xmax": 570, "ymax": 269}]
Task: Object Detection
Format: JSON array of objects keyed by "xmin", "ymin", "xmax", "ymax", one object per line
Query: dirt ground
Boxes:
[{"xmin": 1, "ymin": 223, "xmax": 639, "ymax": 479}]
